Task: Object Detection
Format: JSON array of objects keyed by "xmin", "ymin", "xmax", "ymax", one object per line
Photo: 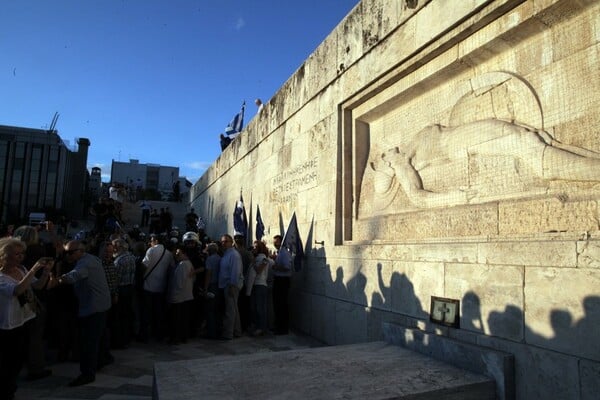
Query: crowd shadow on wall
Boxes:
[
  {"xmin": 206, "ymin": 199, "xmax": 597, "ymax": 362},
  {"xmin": 292, "ymin": 216, "xmax": 597, "ymax": 396},
  {"xmin": 370, "ymin": 263, "xmax": 426, "ymax": 318},
  {"xmin": 296, "ymin": 250, "xmax": 599, "ymax": 366},
  {"xmin": 274, "ymin": 209, "xmax": 599, "ymax": 400}
]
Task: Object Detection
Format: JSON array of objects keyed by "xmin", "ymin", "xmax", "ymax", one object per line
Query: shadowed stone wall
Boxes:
[{"xmin": 191, "ymin": 1, "xmax": 600, "ymax": 398}]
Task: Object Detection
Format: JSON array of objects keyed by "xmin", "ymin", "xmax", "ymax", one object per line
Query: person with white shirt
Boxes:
[
  {"xmin": 138, "ymin": 234, "xmax": 174, "ymax": 342},
  {"xmin": 246, "ymin": 240, "xmax": 273, "ymax": 336},
  {"xmin": 0, "ymin": 238, "xmax": 52, "ymax": 399},
  {"xmin": 166, "ymin": 246, "xmax": 194, "ymax": 344}
]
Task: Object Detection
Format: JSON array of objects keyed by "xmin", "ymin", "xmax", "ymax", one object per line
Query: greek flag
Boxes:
[
  {"xmin": 282, "ymin": 212, "xmax": 304, "ymax": 271},
  {"xmin": 255, "ymin": 205, "xmax": 265, "ymax": 241},
  {"xmin": 233, "ymin": 193, "xmax": 248, "ymax": 238},
  {"xmin": 225, "ymin": 102, "xmax": 245, "ymax": 136}
]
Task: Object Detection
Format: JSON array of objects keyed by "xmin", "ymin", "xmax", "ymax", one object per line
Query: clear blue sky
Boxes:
[{"xmin": 1, "ymin": 0, "xmax": 358, "ymax": 183}]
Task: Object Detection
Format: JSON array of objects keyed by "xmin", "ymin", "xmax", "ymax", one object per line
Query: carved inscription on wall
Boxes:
[{"xmin": 271, "ymin": 157, "xmax": 319, "ymax": 205}]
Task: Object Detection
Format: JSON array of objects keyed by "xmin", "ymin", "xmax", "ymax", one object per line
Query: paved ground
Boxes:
[
  {"xmin": 16, "ymin": 331, "xmax": 325, "ymax": 400},
  {"xmin": 154, "ymin": 341, "xmax": 495, "ymax": 400}
]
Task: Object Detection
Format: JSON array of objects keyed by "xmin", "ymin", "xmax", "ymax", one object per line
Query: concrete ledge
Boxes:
[
  {"xmin": 382, "ymin": 322, "xmax": 515, "ymax": 400},
  {"xmin": 153, "ymin": 341, "xmax": 495, "ymax": 400}
]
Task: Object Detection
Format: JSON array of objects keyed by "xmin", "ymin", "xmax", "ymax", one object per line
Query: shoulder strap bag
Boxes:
[{"xmin": 143, "ymin": 247, "xmax": 166, "ymax": 282}]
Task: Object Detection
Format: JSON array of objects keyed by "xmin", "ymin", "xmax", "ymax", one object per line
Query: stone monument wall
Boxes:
[{"xmin": 191, "ymin": 0, "xmax": 600, "ymax": 398}]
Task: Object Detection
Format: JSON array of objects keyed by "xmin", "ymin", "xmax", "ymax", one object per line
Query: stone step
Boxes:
[
  {"xmin": 382, "ymin": 323, "xmax": 514, "ymax": 400},
  {"xmin": 153, "ymin": 341, "xmax": 495, "ymax": 400}
]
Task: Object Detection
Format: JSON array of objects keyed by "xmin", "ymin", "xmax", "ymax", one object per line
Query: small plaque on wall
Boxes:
[{"xmin": 430, "ymin": 296, "xmax": 460, "ymax": 328}]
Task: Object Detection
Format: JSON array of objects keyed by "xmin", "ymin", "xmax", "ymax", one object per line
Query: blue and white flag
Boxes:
[
  {"xmin": 233, "ymin": 192, "xmax": 248, "ymax": 237},
  {"xmin": 255, "ymin": 205, "xmax": 265, "ymax": 241},
  {"xmin": 225, "ymin": 102, "xmax": 245, "ymax": 136},
  {"xmin": 282, "ymin": 212, "xmax": 304, "ymax": 272}
]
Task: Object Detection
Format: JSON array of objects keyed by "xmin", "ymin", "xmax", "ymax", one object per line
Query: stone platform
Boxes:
[{"xmin": 153, "ymin": 341, "xmax": 495, "ymax": 400}]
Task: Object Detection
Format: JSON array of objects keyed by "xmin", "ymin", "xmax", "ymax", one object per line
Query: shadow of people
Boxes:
[
  {"xmin": 370, "ymin": 262, "xmax": 392, "ymax": 311},
  {"xmin": 393, "ymin": 272, "xmax": 426, "ymax": 318},
  {"xmin": 461, "ymin": 291, "xmax": 484, "ymax": 333},
  {"xmin": 487, "ymin": 304, "xmax": 525, "ymax": 342},
  {"xmin": 571, "ymin": 295, "xmax": 600, "ymax": 359},
  {"xmin": 331, "ymin": 266, "xmax": 348, "ymax": 300},
  {"xmin": 346, "ymin": 268, "xmax": 367, "ymax": 306},
  {"xmin": 371, "ymin": 262, "xmax": 425, "ymax": 319},
  {"xmin": 484, "ymin": 295, "xmax": 600, "ymax": 398},
  {"xmin": 548, "ymin": 309, "xmax": 573, "ymax": 349}
]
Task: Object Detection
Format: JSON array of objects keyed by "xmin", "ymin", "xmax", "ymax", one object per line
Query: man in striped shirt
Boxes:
[{"xmin": 112, "ymin": 239, "xmax": 136, "ymax": 348}]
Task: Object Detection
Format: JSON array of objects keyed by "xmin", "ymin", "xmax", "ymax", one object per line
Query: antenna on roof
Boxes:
[{"xmin": 48, "ymin": 112, "xmax": 60, "ymax": 133}]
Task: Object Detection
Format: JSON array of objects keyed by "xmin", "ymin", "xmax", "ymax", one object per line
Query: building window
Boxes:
[
  {"xmin": 30, "ymin": 146, "xmax": 42, "ymax": 182},
  {"xmin": 0, "ymin": 142, "xmax": 7, "ymax": 190},
  {"xmin": 46, "ymin": 172, "xmax": 57, "ymax": 204},
  {"xmin": 14, "ymin": 142, "xmax": 25, "ymax": 171}
]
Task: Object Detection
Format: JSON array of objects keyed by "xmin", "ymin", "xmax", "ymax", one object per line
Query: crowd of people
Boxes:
[{"xmin": 0, "ymin": 206, "xmax": 293, "ymax": 398}]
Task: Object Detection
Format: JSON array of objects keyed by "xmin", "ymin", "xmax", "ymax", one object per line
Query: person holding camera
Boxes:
[
  {"xmin": 0, "ymin": 237, "xmax": 53, "ymax": 400},
  {"xmin": 13, "ymin": 224, "xmax": 54, "ymax": 381}
]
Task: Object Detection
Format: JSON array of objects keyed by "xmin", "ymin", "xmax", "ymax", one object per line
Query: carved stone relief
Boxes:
[{"xmin": 357, "ymin": 72, "xmax": 600, "ymax": 218}]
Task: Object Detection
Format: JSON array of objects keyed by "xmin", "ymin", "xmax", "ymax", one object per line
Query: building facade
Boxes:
[
  {"xmin": 110, "ymin": 159, "xmax": 181, "ymax": 200},
  {"xmin": 0, "ymin": 124, "xmax": 90, "ymax": 224}
]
